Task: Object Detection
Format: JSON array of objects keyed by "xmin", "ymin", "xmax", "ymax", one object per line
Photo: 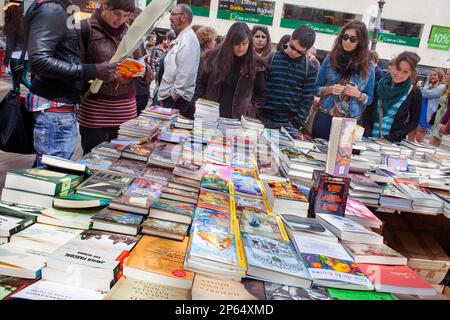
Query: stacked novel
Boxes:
[
  {"xmin": 348, "ymin": 173, "xmax": 383, "ymax": 206},
  {"xmin": 117, "ymin": 117, "xmax": 160, "ymax": 140},
  {"xmin": 175, "ymin": 115, "xmax": 194, "ymax": 130},
  {"xmin": 76, "ymin": 170, "xmax": 134, "ymax": 200},
  {"xmin": 264, "ymin": 181, "xmax": 309, "ymax": 217},
  {"xmin": 279, "ymin": 146, "xmax": 324, "ymax": 180},
  {"xmin": 394, "ymin": 178, "xmax": 444, "ymax": 214},
  {"xmin": 194, "ymin": 99, "xmax": 220, "ymax": 129},
  {"xmin": 91, "ymin": 207, "xmax": 144, "ymax": 236},
  {"xmin": 147, "ymin": 141, "xmax": 182, "ymax": 169},
  {"xmin": 379, "ymin": 184, "xmax": 413, "ymax": 211}
]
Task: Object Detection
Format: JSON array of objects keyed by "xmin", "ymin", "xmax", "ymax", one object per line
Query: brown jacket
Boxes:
[
  {"xmin": 194, "ymin": 62, "xmax": 267, "ymax": 119},
  {"xmin": 84, "ymin": 13, "xmax": 147, "ymax": 97}
]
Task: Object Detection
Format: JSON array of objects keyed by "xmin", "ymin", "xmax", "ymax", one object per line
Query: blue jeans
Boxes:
[{"xmin": 32, "ymin": 111, "xmax": 77, "ymax": 167}]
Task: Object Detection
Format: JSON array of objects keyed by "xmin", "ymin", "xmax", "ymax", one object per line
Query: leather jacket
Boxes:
[{"xmin": 26, "ymin": 0, "xmax": 97, "ymax": 104}]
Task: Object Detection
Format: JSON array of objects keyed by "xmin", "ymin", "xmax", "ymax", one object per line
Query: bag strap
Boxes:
[{"xmin": 77, "ymin": 19, "xmax": 91, "ymax": 61}]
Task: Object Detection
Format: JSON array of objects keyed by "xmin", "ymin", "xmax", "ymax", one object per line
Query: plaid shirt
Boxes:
[{"xmin": 25, "ymin": 92, "xmax": 74, "ymax": 112}]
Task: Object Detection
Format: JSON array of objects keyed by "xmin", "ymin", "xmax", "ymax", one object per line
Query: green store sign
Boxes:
[
  {"xmin": 281, "ymin": 18, "xmax": 420, "ymax": 47},
  {"xmin": 217, "ymin": 1, "xmax": 276, "ymax": 26},
  {"xmin": 428, "ymin": 26, "xmax": 450, "ymax": 51}
]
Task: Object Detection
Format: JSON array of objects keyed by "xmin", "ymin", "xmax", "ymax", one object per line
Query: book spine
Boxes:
[
  {"xmin": 275, "ymin": 216, "xmax": 290, "ymax": 241},
  {"xmin": 264, "ymin": 200, "xmax": 274, "ymax": 216},
  {"xmin": 8, "ymin": 216, "xmax": 36, "ymax": 236}
]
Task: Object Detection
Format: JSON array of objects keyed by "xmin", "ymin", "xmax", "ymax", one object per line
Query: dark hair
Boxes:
[
  {"xmin": 203, "ymin": 22, "xmax": 256, "ymax": 88},
  {"xmin": 103, "ymin": 0, "xmax": 135, "ymax": 12},
  {"xmin": 369, "ymin": 50, "xmax": 379, "ymax": 65},
  {"xmin": 3, "ymin": 4, "xmax": 24, "ymax": 38},
  {"xmin": 191, "ymin": 24, "xmax": 203, "ymax": 33},
  {"xmin": 196, "ymin": 26, "xmax": 218, "ymax": 50},
  {"xmin": 391, "ymin": 51, "xmax": 421, "ymax": 85},
  {"xmin": 215, "ymin": 35, "xmax": 224, "ymax": 46},
  {"xmin": 329, "ymin": 20, "xmax": 371, "ymax": 79},
  {"xmin": 252, "ymin": 25, "xmax": 272, "ymax": 57},
  {"xmin": 166, "ymin": 30, "xmax": 176, "ymax": 41},
  {"xmin": 176, "ymin": 4, "xmax": 193, "ymax": 23},
  {"xmin": 291, "ymin": 25, "xmax": 316, "ymax": 50},
  {"xmin": 277, "ymin": 34, "xmax": 291, "ymax": 51}
]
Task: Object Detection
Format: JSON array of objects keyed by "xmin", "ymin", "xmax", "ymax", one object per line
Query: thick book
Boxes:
[
  {"xmin": 265, "ymin": 181, "xmax": 309, "ymax": 211},
  {"xmin": 312, "ymin": 173, "xmax": 350, "ymax": 217},
  {"xmin": 91, "ymin": 208, "xmax": 144, "ymax": 236},
  {"xmin": 77, "ymin": 152, "xmax": 115, "ymax": 171},
  {"xmin": 38, "ymin": 207, "xmax": 98, "ymax": 230},
  {"xmin": 76, "ymin": 170, "xmax": 134, "ymax": 199},
  {"xmin": 316, "ymin": 213, "xmax": 384, "ymax": 244},
  {"xmin": 147, "ymin": 141, "xmax": 182, "ymax": 169},
  {"xmin": 140, "ymin": 218, "xmax": 189, "ymax": 241},
  {"xmin": 103, "ymin": 276, "xmax": 191, "ymax": 300},
  {"xmin": 149, "ymin": 198, "xmax": 196, "ymax": 225},
  {"xmin": 197, "ymin": 190, "xmax": 230, "ymax": 214},
  {"xmin": 358, "ymin": 264, "xmax": 437, "ymax": 296},
  {"xmin": 349, "ymin": 173, "xmax": 383, "ymax": 194},
  {"xmin": 4, "ymin": 168, "xmax": 83, "ymax": 196},
  {"xmin": 239, "ymin": 211, "xmax": 285, "ymax": 241},
  {"xmin": 325, "ymin": 117, "xmax": 356, "ymax": 177},
  {"xmin": 91, "ymin": 141, "xmax": 126, "ymax": 159},
  {"xmin": 53, "ymin": 193, "xmax": 110, "ymax": 209},
  {"xmin": 294, "ymin": 235, "xmax": 374, "ymax": 291},
  {"xmin": 108, "ymin": 158, "xmax": 147, "ymax": 177},
  {"xmin": 342, "ymin": 241, "xmax": 407, "ymax": 265},
  {"xmin": 121, "ymin": 142, "xmax": 154, "ymax": 162},
  {"xmin": 42, "ymin": 154, "xmax": 93, "ymax": 176},
  {"xmin": 140, "ymin": 166, "xmax": 173, "ymax": 183},
  {"xmin": 123, "ymin": 235, "xmax": 194, "ymax": 289},
  {"xmin": 0, "ymin": 210, "xmax": 36, "ymax": 237},
  {"xmin": 242, "ymin": 232, "xmax": 312, "ymax": 288},
  {"xmin": 160, "ymin": 187, "xmax": 198, "ymax": 205},
  {"xmin": 344, "ymin": 198, "xmax": 382, "ymax": 229}
]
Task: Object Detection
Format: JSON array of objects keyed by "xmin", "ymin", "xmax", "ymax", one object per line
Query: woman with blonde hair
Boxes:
[{"xmin": 430, "ymin": 69, "xmax": 450, "ymax": 146}]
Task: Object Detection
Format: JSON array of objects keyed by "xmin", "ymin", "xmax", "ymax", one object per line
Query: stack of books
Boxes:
[
  {"xmin": 279, "ymin": 146, "xmax": 324, "ymax": 180},
  {"xmin": 117, "ymin": 118, "xmax": 160, "ymax": 140},
  {"xmin": 194, "ymin": 99, "xmax": 219, "ymax": 129},
  {"xmin": 348, "ymin": 173, "xmax": 383, "ymax": 206},
  {"xmin": 394, "ymin": 178, "xmax": 444, "ymax": 214},
  {"xmin": 91, "ymin": 141, "xmax": 127, "ymax": 159},
  {"xmin": 264, "ymin": 181, "xmax": 309, "ymax": 217},
  {"xmin": 175, "ymin": 115, "xmax": 194, "ymax": 130}
]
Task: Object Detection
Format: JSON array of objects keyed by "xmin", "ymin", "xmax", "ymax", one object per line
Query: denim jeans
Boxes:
[{"xmin": 32, "ymin": 111, "xmax": 77, "ymax": 167}]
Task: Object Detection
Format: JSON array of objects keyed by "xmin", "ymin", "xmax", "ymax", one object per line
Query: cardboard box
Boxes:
[{"xmin": 383, "ymin": 226, "xmax": 450, "ymax": 285}]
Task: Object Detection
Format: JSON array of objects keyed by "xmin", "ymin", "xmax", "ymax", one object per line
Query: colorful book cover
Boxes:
[
  {"xmin": 122, "ymin": 177, "xmax": 166, "ymax": 200},
  {"xmin": 201, "ymin": 164, "xmax": 232, "ymax": 194},
  {"xmin": 92, "ymin": 141, "xmax": 126, "ymax": 156},
  {"xmin": 92, "ymin": 208, "xmax": 144, "ymax": 226},
  {"xmin": 169, "ymin": 175, "xmax": 201, "ymax": 189},
  {"xmin": 383, "ymin": 155, "xmax": 408, "ymax": 171},
  {"xmin": 117, "ymin": 58, "xmax": 145, "ymax": 79},
  {"xmin": 239, "ymin": 212, "xmax": 283, "ymax": 241},
  {"xmin": 345, "ymin": 198, "xmax": 382, "ymax": 227},
  {"xmin": 189, "ymin": 225, "xmax": 238, "ymax": 266},
  {"xmin": 197, "ymin": 190, "xmax": 230, "ymax": 213},
  {"xmin": 141, "ymin": 218, "xmax": 189, "ymax": 237},
  {"xmin": 147, "ymin": 105, "xmax": 180, "ymax": 116},
  {"xmin": 267, "ymin": 181, "xmax": 308, "ymax": 202},
  {"xmin": 141, "ymin": 166, "xmax": 173, "ymax": 182},
  {"xmin": 122, "ymin": 142, "xmax": 154, "ymax": 159},
  {"xmin": 264, "ymin": 282, "xmax": 332, "ymax": 300},
  {"xmin": 76, "ymin": 171, "xmax": 134, "ymax": 198},
  {"xmin": 191, "ymin": 207, "xmax": 231, "ymax": 234},
  {"xmin": 235, "ymin": 196, "xmax": 268, "ymax": 214},
  {"xmin": 232, "ymin": 169, "xmax": 263, "ymax": 198},
  {"xmin": 77, "ymin": 152, "xmax": 115, "ymax": 171},
  {"xmin": 150, "ymin": 198, "xmax": 196, "ymax": 216},
  {"xmin": 109, "ymin": 159, "xmax": 147, "ymax": 177},
  {"xmin": 314, "ymin": 174, "xmax": 350, "ymax": 217},
  {"xmin": 242, "ymin": 233, "xmax": 310, "ymax": 279},
  {"xmin": 326, "ymin": 117, "xmax": 356, "ymax": 177},
  {"xmin": 148, "ymin": 141, "xmax": 182, "ymax": 165}
]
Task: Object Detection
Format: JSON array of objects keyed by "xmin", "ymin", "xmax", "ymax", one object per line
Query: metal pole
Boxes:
[{"xmin": 371, "ymin": 0, "xmax": 386, "ymax": 51}]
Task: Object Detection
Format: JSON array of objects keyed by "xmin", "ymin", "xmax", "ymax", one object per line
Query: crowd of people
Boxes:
[{"xmin": 1, "ymin": 0, "xmax": 450, "ymax": 168}]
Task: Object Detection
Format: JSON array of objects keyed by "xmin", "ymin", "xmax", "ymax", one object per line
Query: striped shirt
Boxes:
[
  {"xmin": 261, "ymin": 50, "xmax": 317, "ymax": 125},
  {"xmin": 78, "ymin": 96, "xmax": 137, "ymax": 128},
  {"xmin": 25, "ymin": 92, "xmax": 71, "ymax": 112},
  {"xmin": 372, "ymin": 93, "xmax": 409, "ymax": 138}
]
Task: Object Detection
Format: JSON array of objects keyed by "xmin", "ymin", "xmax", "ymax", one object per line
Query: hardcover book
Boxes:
[
  {"xmin": 92, "ymin": 208, "xmax": 144, "ymax": 228},
  {"xmin": 0, "ymin": 211, "xmax": 36, "ymax": 237},
  {"xmin": 121, "ymin": 142, "xmax": 154, "ymax": 162},
  {"xmin": 140, "ymin": 166, "xmax": 173, "ymax": 183},
  {"xmin": 344, "ymin": 198, "xmax": 382, "ymax": 229},
  {"xmin": 53, "ymin": 193, "xmax": 110, "ymax": 209},
  {"xmin": 76, "ymin": 171, "xmax": 134, "ymax": 199},
  {"xmin": 91, "ymin": 141, "xmax": 126, "ymax": 158},
  {"xmin": 312, "ymin": 173, "xmax": 350, "ymax": 217},
  {"xmin": 281, "ymin": 215, "xmax": 338, "ymax": 243},
  {"xmin": 108, "ymin": 158, "xmax": 147, "ymax": 177}
]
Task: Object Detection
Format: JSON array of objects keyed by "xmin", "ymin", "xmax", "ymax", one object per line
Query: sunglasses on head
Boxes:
[
  {"xmin": 289, "ymin": 42, "xmax": 306, "ymax": 55},
  {"xmin": 342, "ymin": 33, "xmax": 358, "ymax": 43}
]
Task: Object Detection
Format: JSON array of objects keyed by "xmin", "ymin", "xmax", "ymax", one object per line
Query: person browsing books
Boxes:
[
  {"xmin": 366, "ymin": 51, "xmax": 422, "ymax": 143},
  {"xmin": 252, "ymin": 25, "xmax": 272, "ymax": 58},
  {"xmin": 430, "ymin": 69, "xmax": 450, "ymax": 146},
  {"xmin": 312, "ymin": 21, "xmax": 375, "ymax": 140},
  {"xmin": 156, "ymin": 4, "xmax": 200, "ymax": 118},
  {"xmin": 77, "ymin": 0, "xmax": 150, "ymax": 155},
  {"xmin": 193, "ymin": 22, "xmax": 267, "ymax": 119}
]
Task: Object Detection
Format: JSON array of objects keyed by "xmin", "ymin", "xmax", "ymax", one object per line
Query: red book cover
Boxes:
[
  {"xmin": 313, "ymin": 174, "xmax": 350, "ymax": 217},
  {"xmin": 358, "ymin": 264, "xmax": 437, "ymax": 296},
  {"xmin": 345, "ymin": 198, "xmax": 382, "ymax": 228}
]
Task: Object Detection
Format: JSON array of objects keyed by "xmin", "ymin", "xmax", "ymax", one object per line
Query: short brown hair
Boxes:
[
  {"xmin": 391, "ymin": 51, "xmax": 421, "ymax": 84},
  {"xmin": 369, "ymin": 50, "xmax": 379, "ymax": 64},
  {"xmin": 196, "ymin": 26, "xmax": 218, "ymax": 50},
  {"xmin": 103, "ymin": 0, "xmax": 135, "ymax": 12}
]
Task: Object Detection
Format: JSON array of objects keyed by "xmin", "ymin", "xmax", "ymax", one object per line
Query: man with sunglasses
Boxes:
[
  {"xmin": 157, "ymin": 4, "xmax": 200, "ymax": 118},
  {"xmin": 258, "ymin": 25, "xmax": 317, "ymax": 131}
]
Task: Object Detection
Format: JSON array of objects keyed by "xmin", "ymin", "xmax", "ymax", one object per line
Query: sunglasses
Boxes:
[
  {"xmin": 342, "ymin": 33, "xmax": 358, "ymax": 43},
  {"xmin": 289, "ymin": 42, "xmax": 306, "ymax": 55}
]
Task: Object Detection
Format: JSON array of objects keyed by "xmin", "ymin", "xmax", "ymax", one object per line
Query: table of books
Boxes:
[{"xmin": 0, "ymin": 101, "xmax": 449, "ymax": 301}]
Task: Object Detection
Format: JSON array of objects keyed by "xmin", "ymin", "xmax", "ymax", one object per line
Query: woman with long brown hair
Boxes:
[
  {"xmin": 367, "ymin": 51, "xmax": 422, "ymax": 143},
  {"xmin": 194, "ymin": 22, "xmax": 266, "ymax": 119},
  {"xmin": 312, "ymin": 20, "xmax": 375, "ymax": 139},
  {"xmin": 252, "ymin": 25, "xmax": 272, "ymax": 58},
  {"xmin": 2, "ymin": 2, "xmax": 31, "ymax": 90}
]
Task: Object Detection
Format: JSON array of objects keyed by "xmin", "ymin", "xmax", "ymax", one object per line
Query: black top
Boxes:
[{"xmin": 219, "ymin": 56, "xmax": 243, "ymax": 118}]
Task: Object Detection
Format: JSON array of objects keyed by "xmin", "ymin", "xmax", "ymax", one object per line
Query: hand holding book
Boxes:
[{"xmin": 116, "ymin": 58, "xmax": 146, "ymax": 79}]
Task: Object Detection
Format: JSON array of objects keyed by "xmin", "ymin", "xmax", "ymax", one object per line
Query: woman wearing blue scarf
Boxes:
[{"xmin": 364, "ymin": 51, "xmax": 422, "ymax": 143}]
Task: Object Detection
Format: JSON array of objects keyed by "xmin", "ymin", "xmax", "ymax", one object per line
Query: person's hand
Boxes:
[
  {"xmin": 95, "ymin": 62, "xmax": 118, "ymax": 82},
  {"xmin": 331, "ymin": 84, "xmax": 346, "ymax": 95},
  {"xmin": 344, "ymin": 84, "xmax": 361, "ymax": 98}
]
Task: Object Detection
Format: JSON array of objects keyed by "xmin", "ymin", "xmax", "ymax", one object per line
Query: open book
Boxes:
[{"xmin": 117, "ymin": 58, "xmax": 145, "ymax": 79}]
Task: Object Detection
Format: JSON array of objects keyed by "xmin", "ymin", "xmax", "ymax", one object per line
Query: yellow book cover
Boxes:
[
  {"xmin": 275, "ymin": 215, "xmax": 290, "ymax": 241},
  {"xmin": 124, "ymin": 235, "xmax": 194, "ymax": 284}
]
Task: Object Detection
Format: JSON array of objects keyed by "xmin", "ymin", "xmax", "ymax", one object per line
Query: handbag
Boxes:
[{"xmin": 0, "ymin": 90, "xmax": 35, "ymax": 154}]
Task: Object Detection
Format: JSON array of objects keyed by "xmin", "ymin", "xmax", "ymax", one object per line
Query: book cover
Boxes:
[
  {"xmin": 201, "ymin": 164, "xmax": 232, "ymax": 194},
  {"xmin": 239, "ymin": 212, "xmax": 283, "ymax": 241},
  {"xmin": 141, "ymin": 218, "xmax": 189, "ymax": 239},
  {"xmin": 11, "ymin": 223, "xmax": 82, "ymax": 247},
  {"xmin": 235, "ymin": 197, "xmax": 268, "ymax": 214},
  {"xmin": 117, "ymin": 58, "xmax": 145, "ymax": 79},
  {"xmin": 349, "ymin": 173, "xmax": 383, "ymax": 193},
  {"xmin": 341, "ymin": 241, "xmax": 407, "ymax": 265},
  {"xmin": 104, "ymin": 276, "xmax": 191, "ymax": 300},
  {"xmin": 53, "ymin": 193, "xmax": 110, "ymax": 208},
  {"xmin": 242, "ymin": 233, "xmax": 310, "ymax": 279},
  {"xmin": 76, "ymin": 171, "xmax": 134, "ymax": 198},
  {"xmin": 92, "ymin": 141, "xmax": 126, "ymax": 157},
  {"xmin": 109, "ymin": 158, "xmax": 147, "ymax": 177},
  {"xmin": 169, "ymin": 175, "xmax": 201, "ymax": 190},
  {"xmin": 141, "ymin": 166, "xmax": 173, "ymax": 182},
  {"xmin": 75, "ymin": 229, "xmax": 141, "ymax": 252},
  {"xmin": 150, "ymin": 198, "xmax": 196, "ymax": 217},
  {"xmin": 0, "ymin": 211, "xmax": 36, "ymax": 237},
  {"xmin": 192, "ymin": 274, "xmax": 264, "ymax": 300},
  {"xmin": 189, "ymin": 226, "xmax": 237, "ymax": 267},
  {"xmin": 122, "ymin": 142, "xmax": 154, "ymax": 160},
  {"xmin": 326, "ymin": 117, "xmax": 356, "ymax": 177},
  {"xmin": 264, "ymin": 282, "xmax": 332, "ymax": 300},
  {"xmin": 38, "ymin": 207, "xmax": 97, "ymax": 229},
  {"xmin": 197, "ymin": 190, "xmax": 230, "ymax": 213},
  {"xmin": 92, "ymin": 208, "xmax": 144, "ymax": 226},
  {"xmin": 316, "ymin": 213, "xmax": 381, "ymax": 237},
  {"xmin": 232, "ymin": 170, "xmax": 263, "ymax": 198},
  {"xmin": 267, "ymin": 181, "xmax": 308, "ymax": 202},
  {"xmin": 192, "ymin": 207, "xmax": 231, "ymax": 234},
  {"xmin": 0, "ymin": 276, "xmax": 36, "ymax": 300},
  {"xmin": 313, "ymin": 174, "xmax": 350, "ymax": 217},
  {"xmin": 148, "ymin": 142, "xmax": 182, "ymax": 167},
  {"xmin": 42, "ymin": 155, "xmax": 93, "ymax": 175},
  {"xmin": 122, "ymin": 177, "xmax": 166, "ymax": 200},
  {"xmin": 281, "ymin": 215, "xmax": 337, "ymax": 241},
  {"xmin": 124, "ymin": 235, "xmax": 194, "ymax": 284},
  {"xmin": 345, "ymin": 198, "xmax": 382, "ymax": 228},
  {"xmin": 327, "ymin": 288, "xmax": 397, "ymax": 300},
  {"xmin": 77, "ymin": 152, "xmax": 115, "ymax": 171}
]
